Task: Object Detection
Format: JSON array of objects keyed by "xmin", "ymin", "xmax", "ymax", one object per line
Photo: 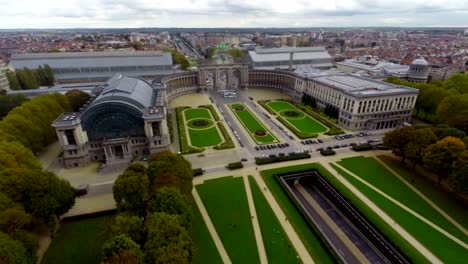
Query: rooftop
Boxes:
[
  {"xmin": 9, "ymin": 51, "xmax": 173, "ymax": 69},
  {"xmin": 294, "ymin": 65, "xmax": 418, "ymax": 98},
  {"xmin": 249, "ymin": 47, "xmax": 332, "ymax": 63}
]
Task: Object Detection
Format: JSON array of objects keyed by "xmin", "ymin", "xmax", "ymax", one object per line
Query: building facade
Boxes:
[
  {"xmin": 53, "ymin": 57, "xmax": 418, "ymax": 168},
  {"xmin": 0, "ymin": 60, "xmax": 10, "ymax": 91},
  {"xmin": 10, "ymin": 51, "xmax": 179, "ymax": 83},
  {"xmin": 247, "ymin": 47, "xmax": 333, "ymax": 70},
  {"xmin": 407, "ymin": 57, "xmax": 429, "ymax": 83},
  {"xmin": 53, "ymin": 74, "xmax": 169, "ymax": 168}
]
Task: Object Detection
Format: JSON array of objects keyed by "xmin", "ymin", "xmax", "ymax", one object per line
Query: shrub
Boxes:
[
  {"xmin": 226, "ymin": 162, "xmax": 243, "ymax": 170},
  {"xmin": 352, "ymin": 143, "xmax": 374, "ymax": 151},
  {"xmin": 320, "ymin": 149, "xmax": 336, "ymax": 156},
  {"xmin": 258, "ymin": 100, "xmax": 277, "ymax": 115},
  {"xmin": 255, "ymin": 152, "xmax": 310, "ymax": 165},
  {"xmin": 175, "ymin": 107, "xmax": 203, "ymax": 154}
]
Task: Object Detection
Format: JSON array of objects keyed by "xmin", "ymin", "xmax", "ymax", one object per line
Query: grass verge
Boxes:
[
  {"xmin": 261, "ymin": 164, "xmax": 335, "ymax": 264},
  {"xmin": 248, "ymin": 176, "xmax": 300, "ymax": 264},
  {"xmin": 196, "ymin": 176, "xmax": 260, "ymax": 263},
  {"xmin": 41, "ymin": 214, "xmax": 114, "ymax": 264}
]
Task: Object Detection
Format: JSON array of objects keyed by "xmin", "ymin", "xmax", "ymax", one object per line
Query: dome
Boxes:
[{"xmin": 411, "ymin": 57, "xmax": 428, "ymax": 66}]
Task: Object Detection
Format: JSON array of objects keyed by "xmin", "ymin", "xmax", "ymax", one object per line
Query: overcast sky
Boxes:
[{"xmin": 1, "ymin": 0, "xmax": 467, "ymax": 28}]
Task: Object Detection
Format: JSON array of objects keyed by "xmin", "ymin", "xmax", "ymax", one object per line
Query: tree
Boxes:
[
  {"xmin": 0, "ymin": 232, "xmax": 30, "ymax": 264},
  {"xmin": 228, "ymin": 48, "xmax": 244, "ymax": 58},
  {"xmin": 144, "ymin": 213, "xmax": 192, "ymax": 264},
  {"xmin": 419, "ymin": 86, "xmax": 449, "ymax": 120},
  {"xmin": 205, "ymin": 47, "xmax": 217, "ymax": 59},
  {"xmin": 125, "ymin": 163, "xmax": 146, "ymax": 175},
  {"xmin": 102, "ymin": 235, "xmax": 143, "ymax": 264},
  {"xmin": 0, "ymin": 94, "xmax": 29, "ymax": 119},
  {"xmin": 404, "ymin": 128, "xmax": 437, "ymax": 168},
  {"xmin": 147, "ymin": 151, "xmax": 193, "ymax": 196},
  {"xmin": 433, "ymin": 127, "xmax": 466, "ymax": 140},
  {"xmin": 444, "ymin": 73, "xmax": 468, "ymax": 94},
  {"xmin": 0, "ymin": 207, "xmax": 32, "ymax": 234},
  {"xmin": 422, "ymin": 136, "xmax": 466, "ymax": 184},
  {"xmin": 6, "ymin": 70, "xmax": 21, "ymax": 90},
  {"xmin": 446, "ymin": 113, "xmax": 468, "ymax": 134},
  {"xmin": 449, "ymin": 151, "xmax": 468, "ymax": 195},
  {"xmin": 436, "ymin": 94, "xmax": 468, "ymax": 124},
  {"xmin": 113, "ymin": 171, "xmax": 149, "ymax": 216},
  {"xmin": 383, "ymin": 126, "xmax": 416, "ymax": 162},
  {"xmin": 147, "ymin": 187, "xmax": 191, "ymax": 229},
  {"xmin": 110, "ymin": 215, "xmax": 145, "ymax": 245},
  {"xmin": 43, "ymin": 64, "xmax": 55, "ymax": 86},
  {"xmin": 0, "ymin": 168, "xmax": 75, "ymax": 220},
  {"xmin": 65, "ymin": 89, "xmax": 91, "ymax": 112}
]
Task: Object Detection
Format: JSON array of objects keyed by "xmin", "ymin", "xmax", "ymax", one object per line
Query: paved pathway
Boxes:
[
  {"xmin": 243, "ymin": 175, "xmax": 268, "ymax": 264},
  {"xmin": 374, "ymin": 156, "xmax": 468, "ymax": 236},
  {"xmin": 192, "ymin": 188, "xmax": 232, "ymax": 264},
  {"xmin": 333, "ymin": 162, "xmax": 468, "ymax": 249},
  {"xmin": 320, "ymin": 162, "xmax": 444, "ymax": 264}
]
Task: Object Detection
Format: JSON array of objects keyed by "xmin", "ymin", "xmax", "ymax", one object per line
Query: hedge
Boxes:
[
  {"xmin": 226, "ymin": 162, "xmax": 244, "ymax": 170},
  {"xmin": 199, "ymin": 105, "xmax": 220, "ymax": 121},
  {"xmin": 276, "ymin": 116, "xmax": 318, "ymax": 139},
  {"xmin": 175, "ymin": 107, "xmax": 204, "ymax": 154},
  {"xmin": 167, "ymin": 113, "xmax": 174, "ymax": 142},
  {"xmin": 320, "ymin": 149, "xmax": 336, "ymax": 156},
  {"xmin": 351, "ymin": 143, "xmax": 373, "ymax": 151},
  {"xmin": 282, "ymin": 100, "xmax": 344, "ymax": 136},
  {"xmin": 213, "ymin": 122, "xmax": 235, "ymax": 150},
  {"xmin": 258, "ymin": 100, "xmax": 277, "ymax": 115},
  {"xmin": 255, "ymin": 152, "xmax": 311, "ymax": 165},
  {"xmin": 198, "ymin": 105, "xmax": 235, "ymax": 150}
]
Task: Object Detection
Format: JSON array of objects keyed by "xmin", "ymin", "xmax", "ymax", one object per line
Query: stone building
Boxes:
[
  {"xmin": 52, "ymin": 74, "xmax": 169, "ymax": 168},
  {"xmin": 407, "ymin": 57, "xmax": 429, "ymax": 83}
]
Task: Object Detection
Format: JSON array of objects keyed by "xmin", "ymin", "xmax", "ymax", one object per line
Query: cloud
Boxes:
[{"xmin": 0, "ymin": 0, "xmax": 467, "ymax": 28}]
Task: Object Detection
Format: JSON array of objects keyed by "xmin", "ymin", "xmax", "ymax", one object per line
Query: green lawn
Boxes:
[
  {"xmin": 377, "ymin": 155, "xmax": 468, "ymax": 225},
  {"xmin": 41, "ymin": 214, "xmax": 114, "ymax": 264},
  {"xmin": 261, "ymin": 164, "xmax": 336, "ymax": 264},
  {"xmin": 337, "ymin": 156, "xmax": 467, "ymax": 242},
  {"xmin": 196, "ymin": 177, "xmax": 260, "ymax": 263},
  {"xmin": 183, "ymin": 108, "xmax": 223, "ymax": 148},
  {"xmin": 191, "ymin": 199, "xmax": 223, "ymax": 264},
  {"xmin": 189, "ymin": 126, "xmax": 222, "ymax": 148},
  {"xmin": 324, "ymin": 165, "xmax": 430, "ymax": 264},
  {"xmin": 333, "ymin": 160, "xmax": 468, "ymax": 263},
  {"xmin": 248, "ymin": 176, "xmax": 300, "ymax": 264},
  {"xmin": 185, "ymin": 108, "xmax": 212, "ymax": 120},
  {"xmin": 229, "ymin": 103, "xmax": 277, "ymax": 144},
  {"xmin": 266, "ymin": 101, "xmax": 327, "ymax": 135}
]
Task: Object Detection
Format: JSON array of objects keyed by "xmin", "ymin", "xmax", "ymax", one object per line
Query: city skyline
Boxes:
[{"xmin": 1, "ymin": 0, "xmax": 468, "ymax": 29}]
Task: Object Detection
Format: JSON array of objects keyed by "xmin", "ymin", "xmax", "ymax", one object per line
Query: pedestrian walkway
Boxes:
[
  {"xmin": 243, "ymin": 175, "xmax": 268, "ymax": 264},
  {"xmin": 374, "ymin": 156, "xmax": 468, "ymax": 236},
  {"xmin": 192, "ymin": 188, "xmax": 232, "ymax": 264},
  {"xmin": 320, "ymin": 162, "xmax": 444, "ymax": 264}
]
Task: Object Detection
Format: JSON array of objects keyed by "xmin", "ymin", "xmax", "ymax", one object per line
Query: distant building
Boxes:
[
  {"xmin": 428, "ymin": 65, "xmax": 458, "ymax": 81},
  {"xmin": 0, "ymin": 60, "xmax": 10, "ymax": 90},
  {"xmin": 247, "ymin": 47, "xmax": 333, "ymax": 70},
  {"xmin": 9, "ymin": 51, "xmax": 178, "ymax": 83},
  {"xmin": 336, "ymin": 57, "xmax": 409, "ymax": 79},
  {"xmin": 406, "ymin": 57, "xmax": 429, "ymax": 83},
  {"xmin": 294, "ymin": 65, "xmax": 418, "ymax": 130}
]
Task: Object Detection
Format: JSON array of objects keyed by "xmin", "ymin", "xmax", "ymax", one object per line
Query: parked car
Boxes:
[
  {"xmin": 75, "ymin": 184, "xmax": 89, "ymax": 197},
  {"xmin": 241, "ymin": 158, "xmax": 248, "ymax": 162},
  {"xmin": 317, "ymin": 139, "xmax": 323, "ymax": 143}
]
